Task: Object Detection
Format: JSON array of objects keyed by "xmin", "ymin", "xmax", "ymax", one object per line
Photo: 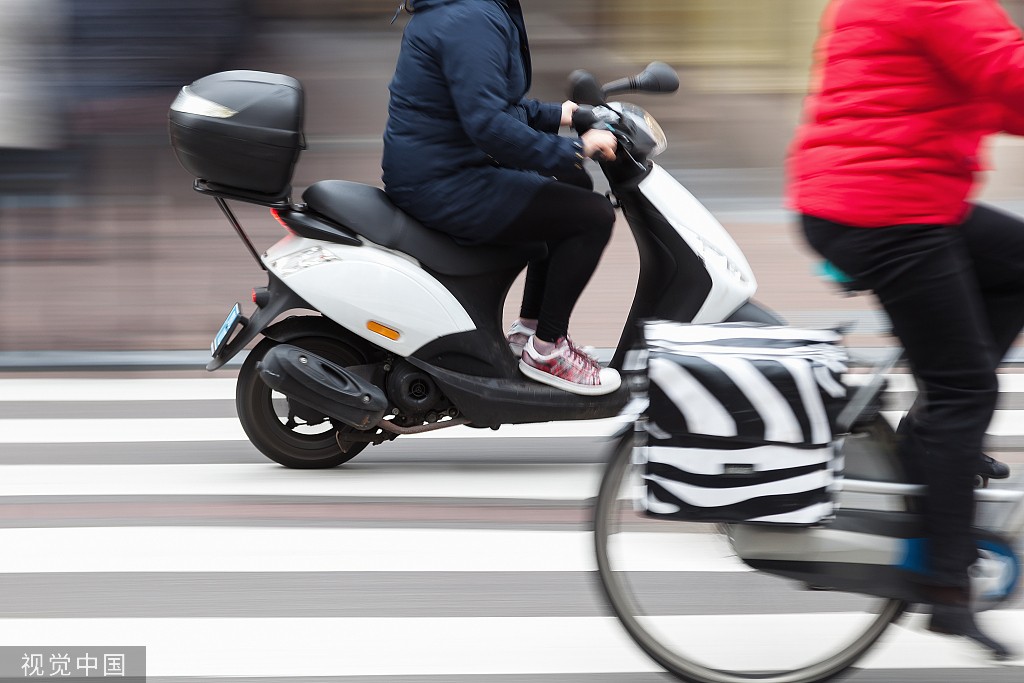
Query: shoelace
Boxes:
[
  {"xmin": 564, "ymin": 337, "xmax": 600, "ymax": 371},
  {"xmin": 558, "ymin": 339, "xmax": 601, "ymax": 383}
]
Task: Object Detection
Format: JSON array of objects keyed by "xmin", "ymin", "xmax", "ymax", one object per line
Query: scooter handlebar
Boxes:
[
  {"xmin": 571, "ymin": 106, "xmax": 601, "ymax": 136},
  {"xmin": 572, "ymin": 105, "xmax": 630, "ymax": 161}
]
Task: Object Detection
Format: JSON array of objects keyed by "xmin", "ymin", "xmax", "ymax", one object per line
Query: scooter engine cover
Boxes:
[{"xmin": 257, "ymin": 344, "xmax": 388, "ymax": 430}]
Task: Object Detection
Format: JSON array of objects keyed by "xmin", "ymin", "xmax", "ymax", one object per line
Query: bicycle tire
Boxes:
[{"xmin": 594, "ymin": 417, "xmax": 908, "ymax": 683}]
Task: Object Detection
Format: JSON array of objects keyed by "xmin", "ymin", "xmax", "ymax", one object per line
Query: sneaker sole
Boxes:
[{"xmin": 518, "ymin": 360, "xmax": 621, "ymax": 396}]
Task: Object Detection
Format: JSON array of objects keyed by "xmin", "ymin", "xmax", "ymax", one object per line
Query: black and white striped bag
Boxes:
[{"xmin": 637, "ymin": 321, "xmax": 849, "ymax": 526}]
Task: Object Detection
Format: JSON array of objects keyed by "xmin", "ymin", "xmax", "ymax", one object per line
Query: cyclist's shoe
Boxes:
[
  {"xmin": 928, "ymin": 604, "xmax": 1015, "ymax": 661},
  {"xmin": 506, "ymin": 319, "xmax": 536, "ymax": 357},
  {"xmin": 519, "ymin": 335, "xmax": 621, "ymax": 396},
  {"xmin": 978, "ymin": 453, "xmax": 1011, "ymax": 480}
]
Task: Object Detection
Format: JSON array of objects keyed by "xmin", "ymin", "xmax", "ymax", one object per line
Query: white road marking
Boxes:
[
  {"xmin": 0, "ymin": 527, "xmax": 749, "ymax": 574},
  {"xmin": 0, "ymin": 462, "xmax": 604, "ymax": 500},
  {"xmin": 0, "ymin": 378, "xmax": 239, "ymax": 402},
  {"xmin": 0, "ymin": 416, "xmax": 627, "ymax": 443},
  {"xmin": 6, "ymin": 373, "xmax": 1024, "ymax": 402},
  {"xmin": 0, "ymin": 614, "xmax": 1017, "ymax": 676},
  {"xmin": 5, "ymin": 408, "xmax": 1024, "ymax": 443}
]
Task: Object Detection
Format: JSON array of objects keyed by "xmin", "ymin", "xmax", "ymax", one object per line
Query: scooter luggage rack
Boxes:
[
  {"xmin": 193, "ymin": 179, "xmax": 294, "ymax": 271},
  {"xmin": 193, "ymin": 178, "xmax": 292, "ymax": 208}
]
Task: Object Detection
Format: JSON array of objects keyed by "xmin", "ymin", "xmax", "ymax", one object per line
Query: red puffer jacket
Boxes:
[{"xmin": 787, "ymin": 0, "xmax": 1024, "ymax": 227}]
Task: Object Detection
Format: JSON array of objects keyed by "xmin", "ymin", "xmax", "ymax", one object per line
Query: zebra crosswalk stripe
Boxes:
[{"xmin": 0, "ymin": 376, "xmax": 1021, "ymax": 680}]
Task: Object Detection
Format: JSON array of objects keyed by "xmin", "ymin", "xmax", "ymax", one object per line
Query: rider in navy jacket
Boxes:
[
  {"xmin": 382, "ymin": 0, "xmax": 621, "ymax": 396},
  {"xmin": 382, "ymin": 0, "xmax": 588, "ymax": 243}
]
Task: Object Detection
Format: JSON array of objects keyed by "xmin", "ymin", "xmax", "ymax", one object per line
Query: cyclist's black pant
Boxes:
[
  {"xmin": 492, "ymin": 171, "xmax": 614, "ymax": 343},
  {"xmin": 803, "ymin": 205, "xmax": 1024, "ymax": 588}
]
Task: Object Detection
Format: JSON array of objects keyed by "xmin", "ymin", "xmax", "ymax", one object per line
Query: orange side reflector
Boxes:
[{"xmin": 367, "ymin": 321, "xmax": 400, "ymax": 341}]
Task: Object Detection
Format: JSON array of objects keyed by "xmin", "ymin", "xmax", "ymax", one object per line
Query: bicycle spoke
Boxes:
[{"xmin": 594, "ymin": 425, "xmax": 905, "ymax": 683}]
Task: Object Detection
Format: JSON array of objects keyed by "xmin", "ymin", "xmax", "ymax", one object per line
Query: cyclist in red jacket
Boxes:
[{"xmin": 787, "ymin": 0, "xmax": 1024, "ymax": 659}]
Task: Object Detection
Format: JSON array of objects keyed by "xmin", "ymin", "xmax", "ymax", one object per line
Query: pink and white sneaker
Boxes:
[
  {"xmin": 506, "ymin": 319, "xmax": 536, "ymax": 357},
  {"xmin": 507, "ymin": 319, "xmax": 599, "ymax": 360},
  {"xmin": 519, "ymin": 335, "xmax": 621, "ymax": 396}
]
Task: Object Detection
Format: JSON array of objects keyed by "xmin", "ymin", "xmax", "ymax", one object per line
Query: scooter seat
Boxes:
[{"xmin": 302, "ymin": 180, "xmax": 546, "ymax": 276}]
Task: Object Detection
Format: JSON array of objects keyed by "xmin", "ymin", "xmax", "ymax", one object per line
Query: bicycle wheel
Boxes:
[{"xmin": 594, "ymin": 417, "xmax": 907, "ymax": 683}]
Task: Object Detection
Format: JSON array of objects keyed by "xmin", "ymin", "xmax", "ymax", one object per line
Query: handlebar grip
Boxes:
[{"xmin": 572, "ymin": 106, "xmax": 600, "ymax": 136}]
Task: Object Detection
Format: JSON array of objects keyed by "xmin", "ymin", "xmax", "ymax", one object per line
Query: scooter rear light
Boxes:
[
  {"xmin": 271, "ymin": 246, "xmax": 339, "ymax": 277},
  {"xmin": 270, "ymin": 208, "xmax": 292, "ymax": 233}
]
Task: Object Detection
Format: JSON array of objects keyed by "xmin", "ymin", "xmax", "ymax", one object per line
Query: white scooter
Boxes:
[{"xmin": 168, "ymin": 62, "xmax": 781, "ymax": 468}]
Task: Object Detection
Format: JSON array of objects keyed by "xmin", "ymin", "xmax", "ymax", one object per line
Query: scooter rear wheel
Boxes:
[
  {"xmin": 594, "ymin": 417, "xmax": 908, "ymax": 683},
  {"xmin": 237, "ymin": 335, "xmax": 374, "ymax": 468}
]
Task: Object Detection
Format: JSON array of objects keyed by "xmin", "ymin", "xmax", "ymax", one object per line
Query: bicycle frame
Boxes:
[
  {"xmin": 841, "ymin": 480, "xmax": 1024, "ymax": 537},
  {"xmin": 729, "ymin": 475, "xmax": 1023, "ymax": 602},
  {"xmin": 727, "ymin": 358, "xmax": 1024, "ymax": 607}
]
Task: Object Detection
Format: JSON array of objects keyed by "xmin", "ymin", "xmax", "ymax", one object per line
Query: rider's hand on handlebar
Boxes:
[
  {"xmin": 581, "ymin": 128, "xmax": 617, "ymax": 161},
  {"xmin": 561, "ymin": 100, "xmax": 579, "ymax": 127}
]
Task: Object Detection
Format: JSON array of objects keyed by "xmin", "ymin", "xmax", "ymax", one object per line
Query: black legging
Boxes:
[
  {"xmin": 803, "ymin": 205, "xmax": 1024, "ymax": 588},
  {"xmin": 492, "ymin": 175, "xmax": 615, "ymax": 342}
]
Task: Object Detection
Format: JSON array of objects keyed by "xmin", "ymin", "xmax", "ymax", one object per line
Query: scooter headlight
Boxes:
[{"xmin": 612, "ymin": 102, "xmax": 668, "ymax": 158}]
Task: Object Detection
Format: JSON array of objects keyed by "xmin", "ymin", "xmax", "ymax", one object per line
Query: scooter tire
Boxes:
[{"xmin": 237, "ymin": 335, "xmax": 374, "ymax": 468}]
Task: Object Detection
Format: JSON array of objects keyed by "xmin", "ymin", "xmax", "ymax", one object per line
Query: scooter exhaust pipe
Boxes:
[{"xmin": 257, "ymin": 344, "xmax": 388, "ymax": 430}]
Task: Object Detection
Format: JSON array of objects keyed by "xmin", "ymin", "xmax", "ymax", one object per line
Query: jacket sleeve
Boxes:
[
  {"xmin": 1002, "ymin": 107, "xmax": 1024, "ymax": 136},
  {"xmin": 514, "ymin": 98, "xmax": 563, "ymax": 133},
  {"xmin": 910, "ymin": 0, "xmax": 1024, "ymax": 113},
  {"xmin": 437, "ymin": 8, "xmax": 583, "ymax": 175}
]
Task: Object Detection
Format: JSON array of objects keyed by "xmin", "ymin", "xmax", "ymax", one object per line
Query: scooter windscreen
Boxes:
[{"xmin": 608, "ymin": 102, "xmax": 667, "ymax": 157}]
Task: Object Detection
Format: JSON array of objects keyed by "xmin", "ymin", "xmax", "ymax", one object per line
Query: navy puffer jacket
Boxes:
[{"xmin": 382, "ymin": 0, "xmax": 585, "ymax": 243}]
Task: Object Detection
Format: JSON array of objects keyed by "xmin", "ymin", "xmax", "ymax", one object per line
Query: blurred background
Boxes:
[{"xmin": 6, "ymin": 0, "xmax": 1024, "ymax": 353}]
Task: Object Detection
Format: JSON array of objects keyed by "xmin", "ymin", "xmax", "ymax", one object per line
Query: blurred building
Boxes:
[
  {"xmin": 597, "ymin": 1, "xmax": 827, "ymax": 94},
  {"xmin": 0, "ymin": 0, "xmax": 65, "ymax": 197},
  {"xmin": 6, "ymin": 0, "xmax": 1024, "ymax": 353}
]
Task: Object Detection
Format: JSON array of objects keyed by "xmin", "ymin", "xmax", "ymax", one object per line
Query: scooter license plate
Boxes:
[{"xmin": 211, "ymin": 303, "xmax": 242, "ymax": 356}]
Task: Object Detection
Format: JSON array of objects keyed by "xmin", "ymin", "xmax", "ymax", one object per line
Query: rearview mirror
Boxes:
[
  {"xmin": 568, "ymin": 69, "xmax": 606, "ymax": 106},
  {"xmin": 602, "ymin": 62, "xmax": 680, "ymax": 98}
]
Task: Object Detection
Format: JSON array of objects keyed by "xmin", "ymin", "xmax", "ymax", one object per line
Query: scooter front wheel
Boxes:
[
  {"xmin": 237, "ymin": 335, "xmax": 374, "ymax": 468},
  {"xmin": 594, "ymin": 425, "xmax": 906, "ymax": 683}
]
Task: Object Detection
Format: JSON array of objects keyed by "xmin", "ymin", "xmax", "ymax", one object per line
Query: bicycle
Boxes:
[{"xmin": 593, "ymin": 322, "xmax": 1024, "ymax": 683}]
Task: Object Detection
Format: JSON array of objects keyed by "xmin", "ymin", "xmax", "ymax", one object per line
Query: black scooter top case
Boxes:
[{"xmin": 169, "ymin": 70, "xmax": 305, "ymax": 201}]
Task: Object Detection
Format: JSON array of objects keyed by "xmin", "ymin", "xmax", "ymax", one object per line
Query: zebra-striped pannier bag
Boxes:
[{"xmin": 638, "ymin": 321, "xmax": 849, "ymax": 526}]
